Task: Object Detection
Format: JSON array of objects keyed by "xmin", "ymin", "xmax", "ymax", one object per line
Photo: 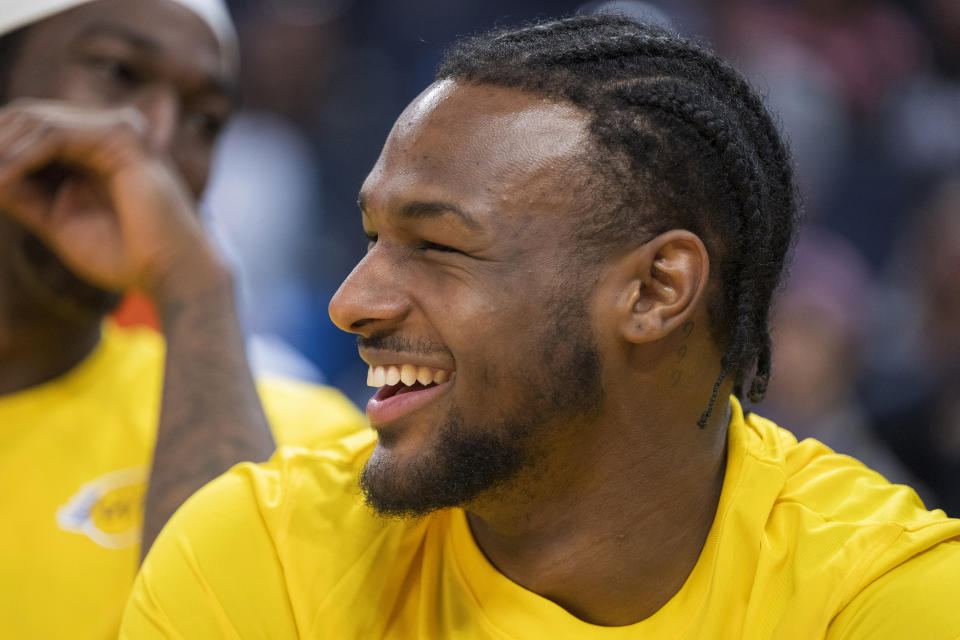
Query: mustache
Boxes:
[{"xmin": 357, "ymin": 332, "xmax": 451, "ymax": 358}]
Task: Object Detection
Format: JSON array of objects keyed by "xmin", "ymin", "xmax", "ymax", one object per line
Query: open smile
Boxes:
[{"xmin": 365, "ymin": 364, "xmax": 454, "ymax": 426}]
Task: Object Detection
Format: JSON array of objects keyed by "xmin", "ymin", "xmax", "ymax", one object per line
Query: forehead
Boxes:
[
  {"xmin": 362, "ymin": 80, "xmax": 592, "ymax": 222},
  {"xmin": 17, "ymin": 0, "xmax": 228, "ymax": 78}
]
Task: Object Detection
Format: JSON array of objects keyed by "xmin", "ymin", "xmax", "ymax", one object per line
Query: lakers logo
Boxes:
[{"xmin": 57, "ymin": 467, "xmax": 147, "ymax": 549}]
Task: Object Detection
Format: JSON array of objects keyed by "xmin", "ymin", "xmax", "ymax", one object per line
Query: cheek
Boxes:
[
  {"xmin": 415, "ymin": 260, "xmax": 567, "ymax": 380},
  {"xmin": 434, "ymin": 284, "xmax": 534, "ymax": 343},
  {"xmin": 429, "ymin": 265, "xmax": 550, "ymax": 326},
  {"xmin": 176, "ymin": 147, "xmax": 211, "ymax": 198},
  {"xmin": 448, "ymin": 299, "xmax": 556, "ymax": 392}
]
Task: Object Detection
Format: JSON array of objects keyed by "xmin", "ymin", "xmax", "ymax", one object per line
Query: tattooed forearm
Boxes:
[{"xmin": 140, "ymin": 276, "xmax": 274, "ymax": 560}]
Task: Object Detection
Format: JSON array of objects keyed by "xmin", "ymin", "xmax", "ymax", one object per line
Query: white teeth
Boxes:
[
  {"xmin": 385, "ymin": 365, "xmax": 401, "ymax": 386},
  {"xmin": 416, "ymin": 366, "xmax": 433, "ymax": 385},
  {"xmin": 366, "ymin": 364, "xmax": 452, "ymax": 388}
]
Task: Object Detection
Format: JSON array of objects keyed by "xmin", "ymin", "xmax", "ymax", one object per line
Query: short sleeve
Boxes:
[
  {"xmin": 120, "ymin": 463, "xmax": 299, "ymax": 639},
  {"xmin": 827, "ymin": 539, "xmax": 960, "ymax": 640}
]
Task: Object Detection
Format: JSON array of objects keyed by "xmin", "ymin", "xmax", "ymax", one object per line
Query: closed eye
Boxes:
[
  {"xmin": 87, "ymin": 55, "xmax": 140, "ymax": 85},
  {"xmin": 418, "ymin": 240, "xmax": 461, "ymax": 254},
  {"xmin": 185, "ymin": 110, "xmax": 228, "ymax": 143}
]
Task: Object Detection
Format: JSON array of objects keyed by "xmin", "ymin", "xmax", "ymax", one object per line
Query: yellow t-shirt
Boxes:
[
  {"xmin": 0, "ymin": 323, "xmax": 366, "ymax": 640},
  {"xmin": 121, "ymin": 398, "xmax": 960, "ymax": 639}
]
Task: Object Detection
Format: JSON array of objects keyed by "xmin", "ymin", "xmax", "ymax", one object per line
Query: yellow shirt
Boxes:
[
  {"xmin": 122, "ymin": 398, "xmax": 960, "ymax": 639},
  {"xmin": 0, "ymin": 323, "xmax": 366, "ymax": 640}
]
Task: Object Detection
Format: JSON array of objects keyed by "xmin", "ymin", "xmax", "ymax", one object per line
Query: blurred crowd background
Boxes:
[{"xmin": 199, "ymin": 0, "xmax": 960, "ymax": 514}]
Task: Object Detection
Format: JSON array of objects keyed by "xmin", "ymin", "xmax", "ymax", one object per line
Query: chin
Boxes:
[
  {"xmin": 14, "ymin": 232, "xmax": 122, "ymax": 320},
  {"xmin": 359, "ymin": 411, "xmax": 527, "ymax": 519}
]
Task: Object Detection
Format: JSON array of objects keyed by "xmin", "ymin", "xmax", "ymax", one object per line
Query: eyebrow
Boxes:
[
  {"xmin": 77, "ymin": 23, "xmax": 160, "ymax": 52},
  {"xmin": 74, "ymin": 23, "xmax": 240, "ymax": 102},
  {"xmin": 358, "ymin": 195, "xmax": 481, "ymax": 230}
]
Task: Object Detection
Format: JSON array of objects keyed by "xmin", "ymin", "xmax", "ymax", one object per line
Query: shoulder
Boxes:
[
  {"xmin": 102, "ymin": 321, "xmax": 165, "ymax": 362},
  {"xmin": 103, "ymin": 326, "xmax": 368, "ymax": 447},
  {"xmin": 827, "ymin": 539, "xmax": 960, "ymax": 639},
  {"xmin": 157, "ymin": 428, "xmax": 378, "ymax": 542},
  {"xmin": 60, "ymin": 324, "xmax": 166, "ymax": 425},
  {"xmin": 122, "ymin": 455, "xmax": 299, "ymax": 637},
  {"xmin": 122, "ymin": 432, "xmax": 385, "ymax": 637},
  {"xmin": 745, "ymin": 410, "xmax": 946, "ymax": 530},
  {"xmin": 255, "ymin": 375, "xmax": 368, "ymax": 449},
  {"xmin": 99, "ymin": 322, "xmax": 165, "ymax": 381},
  {"xmin": 744, "ymin": 410, "xmax": 960, "ymax": 632}
]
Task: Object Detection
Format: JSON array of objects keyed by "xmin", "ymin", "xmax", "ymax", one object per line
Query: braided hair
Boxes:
[{"xmin": 437, "ymin": 15, "xmax": 799, "ymax": 425}]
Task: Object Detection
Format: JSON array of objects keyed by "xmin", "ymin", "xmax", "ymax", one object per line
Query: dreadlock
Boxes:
[{"xmin": 437, "ymin": 15, "xmax": 799, "ymax": 426}]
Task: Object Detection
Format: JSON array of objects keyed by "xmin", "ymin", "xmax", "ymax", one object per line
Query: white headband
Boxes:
[{"xmin": 0, "ymin": 0, "xmax": 237, "ymax": 67}]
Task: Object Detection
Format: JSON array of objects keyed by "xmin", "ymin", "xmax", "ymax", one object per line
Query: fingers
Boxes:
[
  {"xmin": 0, "ymin": 98, "xmax": 148, "ymax": 137},
  {"xmin": 0, "ymin": 100, "xmax": 151, "ymax": 234},
  {"xmin": 0, "ymin": 100, "xmax": 149, "ymax": 186},
  {"xmin": 0, "ymin": 99, "xmax": 210, "ymax": 297}
]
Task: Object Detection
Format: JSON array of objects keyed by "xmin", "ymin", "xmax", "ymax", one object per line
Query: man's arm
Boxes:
[
  {"xmin": 143, "ymin": 278, "xmax": 274, "ymax": 555},
  {"xmin": 0, "ymin": 99, "xmax": 274, "ymax": 557}
]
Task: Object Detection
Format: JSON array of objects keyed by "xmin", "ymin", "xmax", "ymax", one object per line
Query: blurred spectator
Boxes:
[
  {"xmin": 208, "ymin": 2, "xmax": 370, "ymax": 391},
  {"xmin": 881, "ymin": 0, "xmax": 960, "ymax": 179},
  {"xmin": 236, "ymin": 2, "xmax": 346, "ymax": 126},
  {"xmin": 717, "ymin": 0, "xmax": 928, "ymax": 267},
  {"xmin": 720, "ymin": 0, "xmax": 925, "ymax": 116},
  {"xmin": 764, "ymin": 226, "xmax": 928, "ymax": 496},
  {"xmin": 204, "ymin": 112, "xmax": 328, "ymax": 382},
  {"xmin": 866, "ymin": 175, "xmax": 960, "ymax": 515}
]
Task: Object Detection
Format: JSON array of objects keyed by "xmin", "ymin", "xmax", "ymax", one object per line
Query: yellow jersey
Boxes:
[
  {"xmin": 121, "ymin": 398, "xmax": 960, "ymax": 639},
  {"xmin": 0, "ymin": 323, "xmax": 366, "ymax": 640}
]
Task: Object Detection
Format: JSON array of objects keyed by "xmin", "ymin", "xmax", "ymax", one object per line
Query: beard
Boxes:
[
  {"xmin": 360, "ymin": 407, "xmax": 527, "ymax": 518},
  {"xmin": 12, "ymin": 229, "xmax": 122, "ymax": 319},
  {"xmin": 359, "ymin": 289, "xmax": 604, "ymax": 518}
]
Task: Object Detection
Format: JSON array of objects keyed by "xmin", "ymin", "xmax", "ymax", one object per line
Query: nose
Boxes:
[
  {"xmin": 133, "ymin": 87, "xmax": 180, "ymax": 155},
  {"xmin": 329, "ymin": 248, "xmax": 410, "ymax": 337}
]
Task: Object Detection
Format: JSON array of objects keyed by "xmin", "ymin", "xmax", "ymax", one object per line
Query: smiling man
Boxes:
[
  {"xmin": 0, "ymin": 1, "xmax": 364, "ymax": 637},
  {"xmin": 114, "ymin": 14, "xmax": 960, "ymax": 639}
]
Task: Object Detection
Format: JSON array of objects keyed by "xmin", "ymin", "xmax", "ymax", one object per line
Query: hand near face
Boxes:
[{"xmin": 0, "ymin": 99, "xmax": 226, "ymax": 304}]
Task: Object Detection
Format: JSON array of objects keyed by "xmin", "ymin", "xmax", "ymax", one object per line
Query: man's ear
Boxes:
[{"xmin": 614, "ymin": 230, "xmax": 710, "ymax": 344}]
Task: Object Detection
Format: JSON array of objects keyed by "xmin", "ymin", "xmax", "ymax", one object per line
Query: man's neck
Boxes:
[
  {"xmin": 465, "ymin": 399, "xmax": 730, "ymax": 627},
  {"xmin": 0, "ymin": 302, "xmax": 103, "ymax": 396}
]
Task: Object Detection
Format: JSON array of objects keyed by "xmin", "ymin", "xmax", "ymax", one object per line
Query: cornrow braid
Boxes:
[
  {"xmin": 607, "ymin": 79, "xmax": 771, "ymax": 425},
  {"xmin": 437, "ymin": 15, "xmax": 799, "ymax": 423}
]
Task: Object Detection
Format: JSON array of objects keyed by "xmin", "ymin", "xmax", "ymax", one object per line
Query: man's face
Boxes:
[
  {"xmin": 329, "ymin": 81, "xmax": 606, "ymax": 517},
  {"xmin": 0, "ymin": 0, "xmax": 236, "ymax": 318}
]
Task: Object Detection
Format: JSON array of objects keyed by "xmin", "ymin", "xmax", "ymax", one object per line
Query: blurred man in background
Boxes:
[{"xmin": 0, "ymin": 1, "xmax": 364, "ymax": 637}]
